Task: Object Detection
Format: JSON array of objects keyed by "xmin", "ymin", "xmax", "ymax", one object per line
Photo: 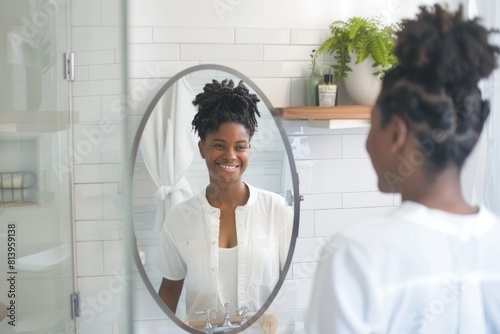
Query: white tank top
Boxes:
[{"xmin": 218, "ymin": 246, "xmax": 238, "ymax": 317}]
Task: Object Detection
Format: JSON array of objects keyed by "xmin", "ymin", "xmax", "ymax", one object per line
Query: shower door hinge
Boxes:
[
  {"xmin": 71, "ymin": 292, "xmax": 81, "ymax": 318},
  {"xmin": 64, "ymin": 52, "xmax": 75, "ymax": 81}
]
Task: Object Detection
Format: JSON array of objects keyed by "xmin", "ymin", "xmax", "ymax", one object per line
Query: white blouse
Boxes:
[
  {"xmin": 157, "ymin": 183, "xmax": 293, "ymax": 321},
  {"xmin": 306, "ymin": 201, "xmax": 500, "ymax": 334}
]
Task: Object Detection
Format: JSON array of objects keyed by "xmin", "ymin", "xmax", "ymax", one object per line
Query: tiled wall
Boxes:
[
  {"xmin": 70, "ymin": 0, "xmax": 128, "ymax": 333},
  {"xmin": 69, "ymin": 0, "xmax": 464, "ymax": 333}
]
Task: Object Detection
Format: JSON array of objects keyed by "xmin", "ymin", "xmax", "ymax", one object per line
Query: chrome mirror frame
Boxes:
[{"xmin": 129, "ymin": 64, "xmax": 300, "ymax": 333}]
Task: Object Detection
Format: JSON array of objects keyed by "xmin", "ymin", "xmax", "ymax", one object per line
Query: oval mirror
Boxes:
[{"xmin": 130, "ymin": 64, "xmax": 300, "ymax": 333}]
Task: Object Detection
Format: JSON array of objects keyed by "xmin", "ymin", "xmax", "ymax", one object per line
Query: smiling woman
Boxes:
[
  {"xmin": 157, "ymin": 78, "xmax": 293, "ymax": 325},
  {"xmin": 130, "ymin": 65, "xmax": 299, "ymax": 333}
]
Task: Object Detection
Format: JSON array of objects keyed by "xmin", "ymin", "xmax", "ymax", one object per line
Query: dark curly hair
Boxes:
[
  {"xmin": 191, "ymin": 79, "xmax": 261, "ymax": 141},
  {"xmin": 376, "ymin": 4, "xmax": 499, "ymax": 171}
]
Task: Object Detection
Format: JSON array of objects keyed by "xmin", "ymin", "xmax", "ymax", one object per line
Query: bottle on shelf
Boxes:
[{"xmin": 318, "ymin": 74, "xmax": 337, "ymax": 107}]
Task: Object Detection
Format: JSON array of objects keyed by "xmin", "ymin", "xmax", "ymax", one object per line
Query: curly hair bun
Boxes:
[
  {"xmin": 191, "ymin": 79, "xmax": 261, "ymax": 140},
  {"xmin": 195, "ymin": 79, "xmax": 260, "ymax": 112},
  {"xmin": 376, "ymin": 4, "xmax": 499, "ymax": 172},
  {"xmin": 395, "ymin": 4, "xmax": 500, "ymax": 89}
]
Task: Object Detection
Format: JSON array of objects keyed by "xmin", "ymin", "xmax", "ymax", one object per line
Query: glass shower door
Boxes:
[{"xmin": 0, "ymin": 1, "xmax": 76, "ymax": 333}]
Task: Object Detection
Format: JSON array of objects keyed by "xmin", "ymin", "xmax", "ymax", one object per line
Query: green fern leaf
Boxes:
[
  {"xmin": 348, "ymin": 18, "xmax": 365, "ymax": 40},
  {"xmin": 369, "ymin": 35, "xmax": 388, "ymax": 67},
  {"xmin": 354, "ymin": 33, "xmax": 370, "ymax": 63},
  {"xmin": 333, "ymin": 46, "xmax": 352, "ymax": 82}
]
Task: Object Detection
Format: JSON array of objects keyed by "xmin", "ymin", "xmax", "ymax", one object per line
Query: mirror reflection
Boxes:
[{"xmin": 131, "ymin": 66, "xmax": 297, "ymax": 331}]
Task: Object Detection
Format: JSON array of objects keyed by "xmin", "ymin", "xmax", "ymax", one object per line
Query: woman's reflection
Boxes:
[{"xmin": 156, "ymin": 79, "xmax": 293, "ymax": 324}]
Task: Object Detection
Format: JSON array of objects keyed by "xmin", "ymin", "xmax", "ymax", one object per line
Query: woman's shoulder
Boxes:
[
  {"xmin": 169, "ymin": 194, "xmax": 199, "ymax": 210},
  {"xmin": 165, "ymin": 191, "xmax": 206, "ymax": 218}
]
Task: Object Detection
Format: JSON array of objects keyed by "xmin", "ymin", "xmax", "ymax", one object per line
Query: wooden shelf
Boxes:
[{"xmin": 274, "ymin": 105, "xmax": 372, "ymax": 120}]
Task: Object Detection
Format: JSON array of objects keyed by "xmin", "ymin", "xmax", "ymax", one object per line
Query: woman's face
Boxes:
[{"xmin": 198, "ymin": 122, "xmax": 251, "ymax": 186}]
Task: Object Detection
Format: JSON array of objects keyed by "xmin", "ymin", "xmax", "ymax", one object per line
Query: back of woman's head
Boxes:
[
  {"xmin": 191, "ymin": 79, "xmax": 261, "ymax": 141},
  {"xmin": 376, "ymin": 4, "xmax": 499, "ymax": 171}
]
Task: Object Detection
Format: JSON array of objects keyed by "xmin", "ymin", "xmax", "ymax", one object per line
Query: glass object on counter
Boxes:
[{"xmin": 306, "ymin": 65, "xmax": 329, "ymax": 106}]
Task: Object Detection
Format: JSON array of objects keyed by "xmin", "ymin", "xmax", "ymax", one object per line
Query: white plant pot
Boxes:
[{"xmin": 343, "ymin": 55, "xmax": 382, "ymax": 105}]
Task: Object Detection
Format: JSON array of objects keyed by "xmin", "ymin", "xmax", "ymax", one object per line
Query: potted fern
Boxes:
[{"xmin": 312, "ymin": 17, "xmax": 401, "ymax": 105}]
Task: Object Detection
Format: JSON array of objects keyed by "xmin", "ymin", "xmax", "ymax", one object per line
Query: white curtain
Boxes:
[
  {"xmin": 139, "ymin": 77, "xmax": 198, "ymax": 232},
  {"xmin": 462, "ymin": 0, "xmax": 500, "ymax": 214}
]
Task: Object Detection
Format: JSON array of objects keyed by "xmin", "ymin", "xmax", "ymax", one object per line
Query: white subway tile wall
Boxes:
[
  {"xmin": 290, "ymin": 29, "xmax": 331, "ymax": 45},
  {"xmin": 76, "ymin": 241, "xmax": 104, "ymax": 277},
  {"xmin": 343, "ymin": 191, "xmax": 395, "ymax": 209},
  {"xmin": 70, "ymin": 0, "xmax": 461, "ymax": 333},
  {"xmin": 154, "ymin": 27, "xmax": 234, "ymax": 44},
  {"xmin": 77, "ymin": 275, "xmax": 126, "ymax": 332},
  {"xmin": 74, "ymin": 164, "xmax": 122, "ymax": 184},
  {"xmin": 128, "ymin": 27, "xmax": 153, "ymax": 44},
  {"xmin": 342, "ymin": 133, "xmax": 371, "ymax": 158},
  {"xmin": 75, "ymin": 220, "xmax": 122, "ymax": 242},
  {"xmin": 71, "ymin": 1, "xmax": 128, "ymax": 333},
  {"xmin": 74, "ymin": 66, "xmax": 91, "ymax": 82},
  {"xmin": 72, "ymin": 27, "xmax": 121, "ymax": 52},
  {"xmin": 89, "ymin": 64, "xmax": 122, "ymax": 81},
  {"xmin": 73, "ymin": 96, "xmax": 102, "ymax": 123},
  {"xmin": 103, "ymin": 240, "xmax": 126, "ymax": 275},
  {"xmin": 181, "ymin": 44, "xmax": 263, "ymax": 61},
  {"xmin": 298, "ymin": 210, "xmax": 315, "ymax": 238},
  {"xmin": 250, "ymin": 78, "xmax": 292, "ymax": 108},
  {"xmin": 74, "ymin": 50, "xmax": 116, "ymax": 66},
  {"xmin": 71, "ymin": 0, "xmax": 101, "ymax": 26},
  {"xmin": 128, "ymin": 44, "xmax": 179, "ymax": 62},
  {"xmin": 74, "ymin": 184, "xmax": 104, "ymax": 220},
  {"xmin": 235, "ymin": 28, "xmax": 290, "ymax": 44}
]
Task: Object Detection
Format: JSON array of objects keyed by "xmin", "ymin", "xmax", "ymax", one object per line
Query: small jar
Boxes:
[{"xmin": 318, "ymin": 74, "xmax": 337, "ymax": 107}]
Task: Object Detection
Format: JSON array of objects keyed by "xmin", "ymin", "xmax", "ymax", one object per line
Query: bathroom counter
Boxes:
[{"xmin": 275, "ymin": 105, "xmax": 372, "ymax": 129}]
